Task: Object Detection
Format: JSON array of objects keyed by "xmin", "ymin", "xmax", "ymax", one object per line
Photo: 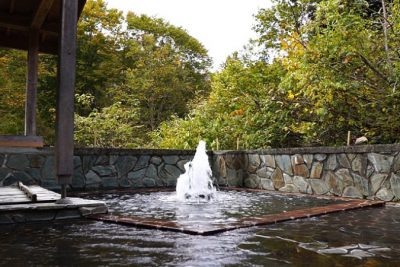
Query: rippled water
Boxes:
[
  {"xmin": 0, "ymin": 191, "xmax": 399, "ymax": 266},
  {"xmin": 99, "ymin": 190, "xmax": 343, "ymax": 230},
  {"xmin": 239, "ymin": 206, "xmax": 400, "ymax": 266}
]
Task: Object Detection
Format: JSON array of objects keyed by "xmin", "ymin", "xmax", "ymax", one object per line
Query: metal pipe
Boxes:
[{"xmin": 61, "ymin": 184, "xmax": 67, "ymax": 199}]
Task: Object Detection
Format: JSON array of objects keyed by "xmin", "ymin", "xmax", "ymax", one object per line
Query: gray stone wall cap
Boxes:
[
  {"xmin": 214, "ymin": 144, "xmax": 400, "ymax": 155},
  {"xmin": 1, "ymin": 147, "xmax": 198, "ymax": 156},
  {"xmin": 74, "ymin": 147, "xmax": 197, "ymax": 156},
  {"xmin": 2, "ymin": 144, "xmax": 400, "ymax": 156},
  {"xmin": 0, "ymin": 147, "xmax": 53, "ymax": 155}
]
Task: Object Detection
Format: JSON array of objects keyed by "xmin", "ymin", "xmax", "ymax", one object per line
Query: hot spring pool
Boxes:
[
  {"xmin": 0, "ymin": 190, "xmax": 399, "ymax": 266},
  {"xmin": 96, "ymin": 190, "xmax": 346, "ymax": 231}
]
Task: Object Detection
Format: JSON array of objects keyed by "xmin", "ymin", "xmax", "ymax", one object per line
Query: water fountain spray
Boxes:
[{"xmin": 176, "ymin": 141, "xmax": 216, "ymax": 201}]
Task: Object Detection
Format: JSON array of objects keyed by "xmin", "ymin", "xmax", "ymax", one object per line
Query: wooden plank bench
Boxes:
[{"xmin": 0, "ymin": 135, "xmax": 44, "ymax": 148}]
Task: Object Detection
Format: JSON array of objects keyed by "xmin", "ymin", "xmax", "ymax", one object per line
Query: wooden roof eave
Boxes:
[{"xmin": 0, "ymin": 0, "xmax": 86, "ymax": 55}]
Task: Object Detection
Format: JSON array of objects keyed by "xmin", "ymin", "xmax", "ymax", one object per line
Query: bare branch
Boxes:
[{"xmin": 357, "ymin": 52, "xmax": 391, "ymax": 86}]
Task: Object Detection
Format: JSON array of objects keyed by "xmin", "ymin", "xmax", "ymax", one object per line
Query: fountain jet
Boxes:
[{"xmin": 176, "ymin": 141, "xmax": 216, "ymax": 201}]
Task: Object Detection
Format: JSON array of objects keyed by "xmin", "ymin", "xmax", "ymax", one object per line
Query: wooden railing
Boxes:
[{"xmin": 0, "ymin": 135, "xmax": 44, "ymax": 148}]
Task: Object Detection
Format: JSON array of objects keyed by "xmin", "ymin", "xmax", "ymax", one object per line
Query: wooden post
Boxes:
[
  {"xmin": 347, "ymin": 131, "xmax": 351, "ymax": 146},
  {"xmin": 56, "ymin": 0, "xmax": 78, "ymax": 197},
  {"xmin": 25, "ymin": 30, "xmax": 39, "ymax": 136}
]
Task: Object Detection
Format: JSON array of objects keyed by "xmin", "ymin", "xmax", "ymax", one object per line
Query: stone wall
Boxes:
[
  {"xmin": 1, "ymin": 144, "xmax": 400, "ymax": 201},
  {"xmin": 213, "ymin": 144, "xmax": 400, "ymax": 201},
  {"xmin": 0, "ymin": 147, "xmax": 194, "ymax": 191}
]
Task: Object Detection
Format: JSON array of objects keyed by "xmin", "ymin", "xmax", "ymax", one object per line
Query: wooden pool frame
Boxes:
[{"xmin": 84, "ymin": 187, "xmax": 385, "ymax": 235}]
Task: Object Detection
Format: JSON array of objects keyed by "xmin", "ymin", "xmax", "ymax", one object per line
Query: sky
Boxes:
[{"xmin": 107, "ymin": 0, "xmax": 272, "ymax": 70}]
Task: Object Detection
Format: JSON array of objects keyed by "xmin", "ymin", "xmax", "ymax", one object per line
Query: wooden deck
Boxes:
[
  {"xmin": 0, "ymin": 184, "xmax": 107, "ymax": 224},
  {"xmin": 0, "ymin": 185, "xmax": 60, "ymax": 205}
]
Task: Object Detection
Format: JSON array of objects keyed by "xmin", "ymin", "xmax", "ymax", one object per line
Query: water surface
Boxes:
[{"xmin": 0, "ymin": 191, "xmax": 399, "ymax": 266}]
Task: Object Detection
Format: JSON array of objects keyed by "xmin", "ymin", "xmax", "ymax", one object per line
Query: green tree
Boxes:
[
  {"xmin": 75, "ymin": 100, "xmax": 143, "ymax": 148},
  {"xmin": 152, "ymin": 55, "xmax": 290, "ymax": 149},
  {"xmin": 0, "ymin": 49, "xmax": 27, "ymax": 134},
  {"xmin": 0, "ymin": 0, "xmax": 212, "ymax": 147},
  {"xmin": 275, "ymin": 0, "xmax": 400, "ymax": 144},
  {"xmin": 32, "ymin": 0, "xmax": 126, "ymax": 142},
  {"xmin": 73, "ymin": 4, "xmax": 212, "ymax": 145},
  {"xmin": 115, "ymin": 12, "xmax": 211, "ymax": 131},
  {"xmin": 76, "ymin": 0, "xmax": 125, "ymax": 112},
  {"xmin": 152, "ymin": 0, "xmax": 400, "ymax": 148}
]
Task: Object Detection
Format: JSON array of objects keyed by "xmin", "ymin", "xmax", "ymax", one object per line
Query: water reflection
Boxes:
[
  {"xmin": 0, "ymin": 197, "xmax": 399, "ymax": 266},
  {"xmin": 243, "ymin": 207, "xmax": 400, "ymax": 266},
  {"xmin": 100, "ymin": 191, "xmax": 343, "ymax": 226}
]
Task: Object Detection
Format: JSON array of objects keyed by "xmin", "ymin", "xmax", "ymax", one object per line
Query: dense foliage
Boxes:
[
  {"xmin": 155, "ymin": 0, "xmax": 400, "ymax": 149},
  {"xmin": 0, "ymin": 0, "xmax": 211, "ymax": 147},
  {"xmin": 0, "ymin": 50, "xmax": 26, "ymax": 134},
  {"xmin": 1, "ymin": 0, "xmax": 399, "ymax": 149}
]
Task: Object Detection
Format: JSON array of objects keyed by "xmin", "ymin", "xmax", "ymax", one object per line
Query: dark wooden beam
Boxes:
[
  {"xmin": 55, "ymin": 0, "xmax": 78, "ymax": 191},
  {"xmin": 25, "ymin": 30, "xmax": 39, "ymax": 136},
  {"xmin": 9, "ymin": 0, "xmax": 15, "ymax": 14},
  {"xmin": 0, "ymin": 135, "xmax": 44, "ymax": 148},
  {"xmin": 0, "ymin": 34, "xmax": 58, "ymax": 54},
  {"xmin": 0, "ymin": 11, "xmax": 58, "ymax": 33},
  {"xmin": 0, "ymin": 12, "xmax": 30, "ymax": 31},
  {"xmin": 31, "ymin": 0, "xmax": 55, "ymax": 30}
]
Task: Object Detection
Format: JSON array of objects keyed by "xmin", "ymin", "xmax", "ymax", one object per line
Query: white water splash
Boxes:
[{"xmin": 176, "ymin": 141, "xmax": 216, "ymax": 202}]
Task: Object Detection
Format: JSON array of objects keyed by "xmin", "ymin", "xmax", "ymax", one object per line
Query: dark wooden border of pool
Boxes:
[{"xmin": 87, "ymin": 192, "xmax": 385, "ymax": 235}]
